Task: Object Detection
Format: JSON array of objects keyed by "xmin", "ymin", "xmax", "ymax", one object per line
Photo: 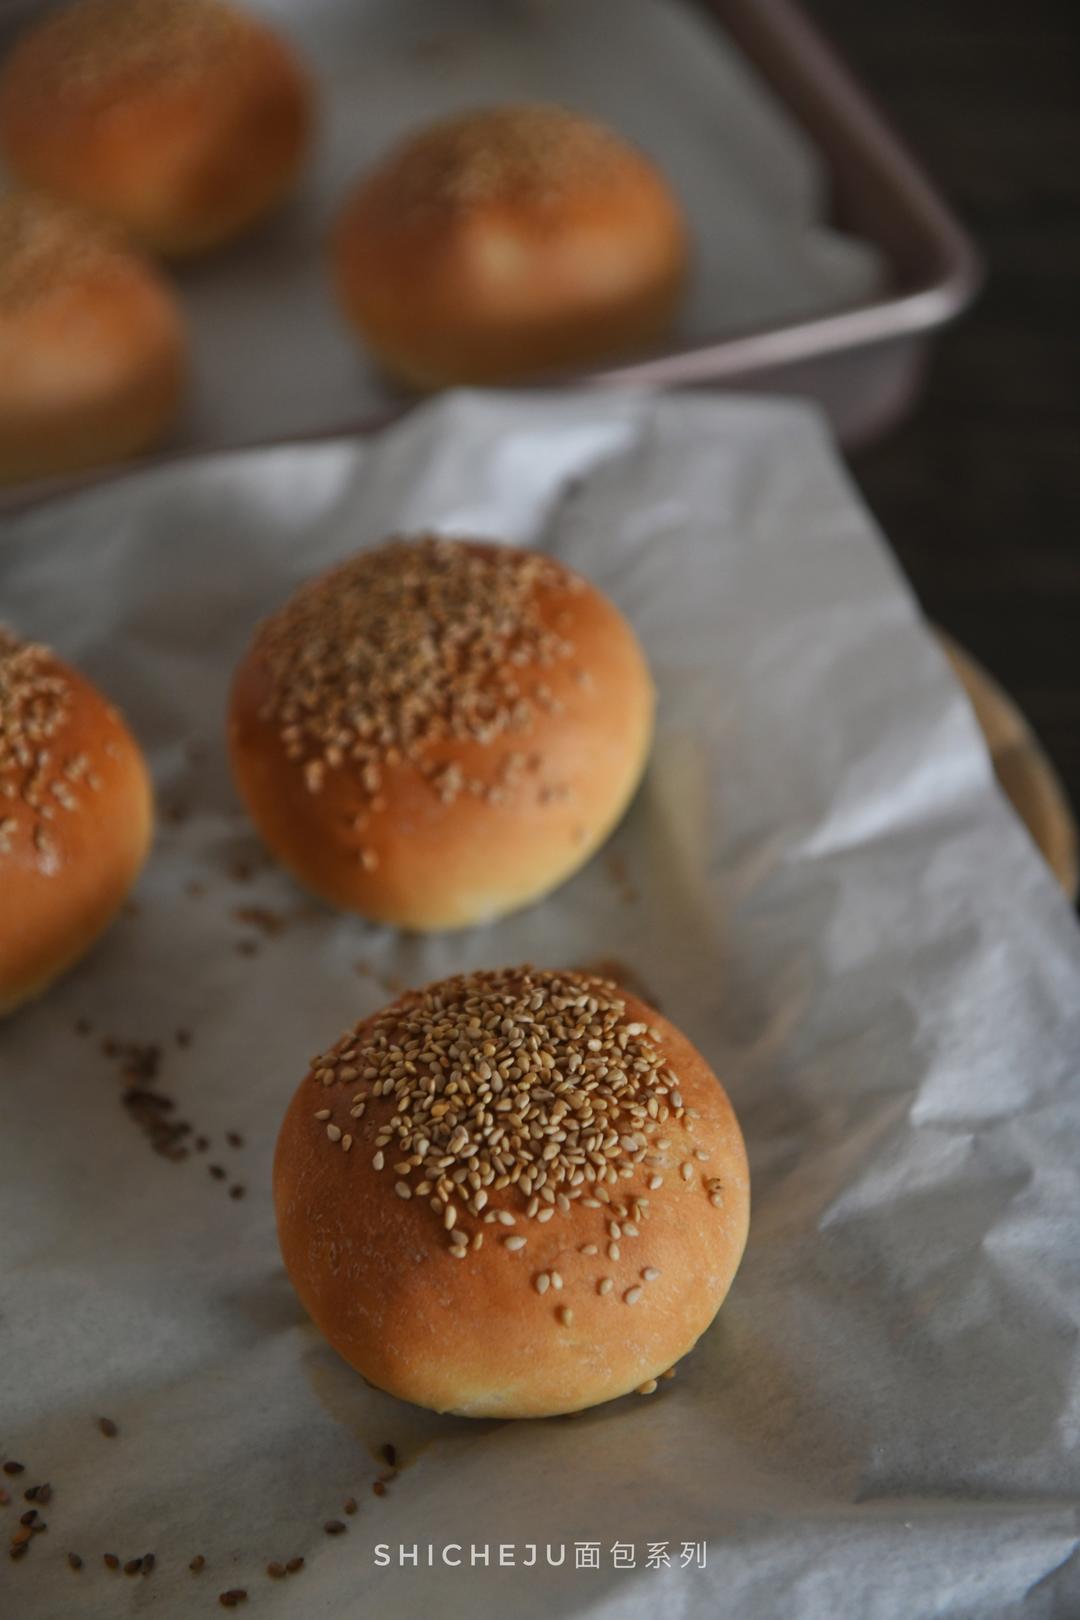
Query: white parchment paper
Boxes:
[
  {"xmin": 1, "ymin": 390, "xmax": 1079, "ymax": 1620},
  {"xmin": 1, "ymin": 0, "xmax": 884, "ymax": 452}
]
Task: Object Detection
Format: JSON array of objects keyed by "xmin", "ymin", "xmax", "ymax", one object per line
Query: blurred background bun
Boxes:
[
  {"xmin": 0, "ymin": 191, "xmax": 186, "ymax": 485},
  {"xmin": 0, "ymin": 626, "xmax": 152, "ymax": 1014},
  {"xmin": 332, "ymin": 103, "xmax": 689, "ymax": 387},
  {"xmin": 229, "ymin": 536, "xmax": 655, "ymax": 930},
  {"xmin": 0, "ymin": 0, "xmax": 313, "ymax": 257}
]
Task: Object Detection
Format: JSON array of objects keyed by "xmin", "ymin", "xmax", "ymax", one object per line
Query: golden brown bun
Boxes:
[
  {"xmin": 332, "ymin": 103, "xmax": 689, "ymax": 387},
  {"xmin": 228, "ymin": 537, "xmax": 654, "ymax": 930},
  {"xmin": 0, "ymin": 628, "xmax": 153, "ymax": 1015},
  {"xmin": 0, "ymin": 192, "xmax": 186, "ymax": 485},
  {"xmin": 274, "ymin": 967, "xmax": 750, "ymax": 1418},
  {"xmin": 0, "ymin": 0, "xmax": 313, "ymax": 257}
]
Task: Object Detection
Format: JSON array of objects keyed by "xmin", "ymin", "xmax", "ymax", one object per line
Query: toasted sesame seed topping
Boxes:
[
  {"xmin": 624, "ymin": 1286, "xmax": 643, "ymax": 1305},
  {"xmin": 598, "ymin": 1277, "xmax": 614, "ymax": 1295},
  {"xmin": 325, "ymin": 1124, "xmax": 341, "ymax": 1143},
  {"xmin": 681, "ymin": 1161, "xmax": 694, "ymax": 1182},
  {"xmin": 642, "ymin": 1267, "xmax": 661, "ymax": 1282},
  {"xmin": 0, "ymin": 627, "xmax": 85, "ymax": 862},
  {"xmin": 252, "ymin": 539, "xmax": 581, "ymax": 815},
  {"xmin": 637, "ymin": 1379, "xmax": 658, "ymax": 1395},
  {"xmin": 307, "ymin": 966, "xmax": 685, "ymax": 1257},
  {"xmin": 557, "ymin": 1306, "xmax": 574, "ymax": 1327},
  {"xmin": 534, "ymin": 1272, "xmax": 550, "ymax": 1294},
  {"xmin": 579, "ymin": 1244, "xmax": 598, "ymax": 1256}
]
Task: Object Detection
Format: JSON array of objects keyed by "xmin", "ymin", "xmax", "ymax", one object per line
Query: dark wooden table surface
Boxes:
[{"xmin": 813, "ymin": 0, "xmax": 1080, "ymax": 809}]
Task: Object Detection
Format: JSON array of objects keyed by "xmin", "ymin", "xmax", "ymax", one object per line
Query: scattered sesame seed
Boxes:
[
  {"xmin": 579, "ymin": 1244, "xmax": 598, "ymax": 1256},
  {"xmin": 598, "ymin": 1277, "xmax": 614, "ymax": 1295},
  {"xmin": 681, "ymin": 1162, "xmax": 694, "ymax": 1182},
  {"xmin": 550, "ymin": 1270, "xmax": 563, "ymax": 1290},
  {"xmin": 503, "ymin": 1234, "xmax": 526, "ymax": 1251},
  {"xmin": 326, "ymin": 1123, "xmax": 342, "ymax": 1143},
  {"xmin": 557, "ymin": 1306, "xmax": 574, "ymax": 1327},
  {"xmin": 642, "ymin": 1267, "xmax": 661, "ymax": 1282},
  {"xmin": 608, "ymin": 1242, "xmax": 621, "ymax": 1261},
  {"xmin": 534, "ymin": 1272, "xmax": 551, "ymax": 1294},
  {"xmin": 624, "ymin": 1286, "xmax": 643, "ymax": 1305},
  {"xmin": 637, "ymin": 1380, "xmax": 658, "ymax": 1395}
]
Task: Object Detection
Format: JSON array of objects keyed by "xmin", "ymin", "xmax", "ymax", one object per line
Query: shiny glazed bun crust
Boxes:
[
  {"xmin": 0, "ymin": 0, "xmax": 313, "ymax": 257},
  {"xmin": 0, "ymin": 193, "xmax": 185, "ymax": 485},
  {"xmin": 228, "ymin": 537, "xmax": 655, "ymax": 930},
  {"xmin": 0, "ymin": 629, "xmax": 153, "ymax": 1015},
  {"xmin": 332, "ymin": 103, "xmax": 689, "ymax": 387},
  {"xmin": 273, "ymin": 967, "xmax": 750, "ymax": 1417}
]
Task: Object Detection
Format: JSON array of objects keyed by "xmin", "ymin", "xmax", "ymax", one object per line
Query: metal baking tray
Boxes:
[
  {"xmin": 0, "ymin": 0, "xmax": 981, "ymax": 510},
  {"xmin": 594, "ymin": 0, "xmax": 983, "ymax": 445}
]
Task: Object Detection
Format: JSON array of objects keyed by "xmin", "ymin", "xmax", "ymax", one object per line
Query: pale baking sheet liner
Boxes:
[{"xmin": 1, "ymin": 390, "xmax": 1079, "ymax": 1619}]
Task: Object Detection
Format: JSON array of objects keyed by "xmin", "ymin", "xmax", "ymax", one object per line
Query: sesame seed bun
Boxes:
[
  {"xmin": 0, "ymin": 193, "xmax": 186, "ymax": 486},
  {"xmin": 0, "ymin": 0, "xmax": 313, "ymax": 257},
  {"xmin": 331, "ymin": 103, "xmax": 689, "ymax": 388},
  {"xmin": 0, "ymin": 629, "xmax": 153, "ymax": 1016},
  {"xmin": 228, "ymin": 537, "xmax": 655, "ymax": 930},
  {"xmin": 273, "ymin": 967, "xmax": 750, "ymax": 1418}
]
